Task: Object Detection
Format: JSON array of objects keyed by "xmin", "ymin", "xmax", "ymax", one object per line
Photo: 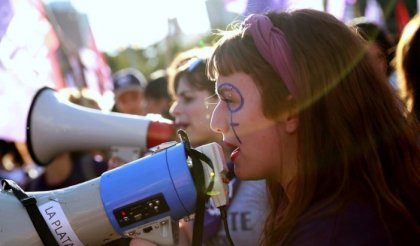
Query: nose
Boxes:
[
  {"xmin": 169, "ymin": 101, "xmax": 180, "ymax": 118},
  {"xmin": 210, "ymin": 103, "xmax": 229, "ymax": 134}
]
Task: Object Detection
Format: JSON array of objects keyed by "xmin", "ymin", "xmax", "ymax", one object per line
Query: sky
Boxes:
[{"xmin": 44, "ymin": 0, "xmax": 211, "ymax": 53}]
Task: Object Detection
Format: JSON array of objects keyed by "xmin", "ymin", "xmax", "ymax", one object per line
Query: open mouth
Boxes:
[
  {"xmin": 223, "ymin": 141, "xmax": 240, "ymax": 162},
  {"xmin": 230, "ymin": 147, "xmax": 240, "ymax": 162}
]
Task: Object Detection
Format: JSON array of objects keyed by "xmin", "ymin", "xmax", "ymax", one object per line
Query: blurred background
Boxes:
[{"xmin": 0, "ymin": 0, "xmax": 418, "ymax": 143}]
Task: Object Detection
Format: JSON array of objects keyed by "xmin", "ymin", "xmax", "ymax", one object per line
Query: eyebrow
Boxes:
[{"xmin": 177, "ymin": 89, "xmax": 195, "ymax": 97}]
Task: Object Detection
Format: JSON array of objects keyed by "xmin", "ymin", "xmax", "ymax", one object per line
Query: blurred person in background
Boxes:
[
  {"xmin": 0, "ymin": 139, "xmax": 29, "ymax": 188},
  {"xmin": 111, "ymin": 68, "xmax": 147, "ymax": 116},
  {"xmin": 106, "ymin": 68, "xmax": 174, "ymax": 171},
  {"xmin": 395, "ymin": 14, "xmax": 420, "ymax": 129},
  {"xmin": 106, "ymin": 68, "xmax": 152, "ymax": 180},
  {"xmin": 348, "ymin": 17, "xmax": 397, "ymax": 88}
]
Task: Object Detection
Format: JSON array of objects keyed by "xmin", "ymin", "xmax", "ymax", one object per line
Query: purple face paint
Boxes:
[{"xmin": 217, "ymin": 83, "xmax": 244, "ymax": 144}]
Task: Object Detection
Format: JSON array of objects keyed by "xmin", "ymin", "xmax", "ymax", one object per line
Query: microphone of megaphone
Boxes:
[{"xmin": 26, "ymin": 87, "xmax": 175, "ymax": 166}]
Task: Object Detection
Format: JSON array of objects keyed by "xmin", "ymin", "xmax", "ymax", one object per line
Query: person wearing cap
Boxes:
[
  {"xmin": 112, "ymin": 68, "xmax": 147, "ymax": 116},
  {"xmin": 107, "ymin": 68, "xmax": 148, "ymax": 246}
]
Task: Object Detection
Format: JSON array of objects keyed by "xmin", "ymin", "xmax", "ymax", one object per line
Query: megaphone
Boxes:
[
  {"xmin": 26, "ymin": 87, "xmax": 175, "ymax": 166},
  {"xmin": 0, "ymin": 140, "xmax": 228, "ymax": 245}
]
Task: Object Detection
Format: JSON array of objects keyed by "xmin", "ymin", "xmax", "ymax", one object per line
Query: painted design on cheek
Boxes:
[{"xmin": 218, "ymin": 83, "xmax": 244, "ymax": 144}]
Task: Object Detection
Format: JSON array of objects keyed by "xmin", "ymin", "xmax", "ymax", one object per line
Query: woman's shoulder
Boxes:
[{"xmin": 284, "ymin": 198, "xmax": 419, "ymax": 246}]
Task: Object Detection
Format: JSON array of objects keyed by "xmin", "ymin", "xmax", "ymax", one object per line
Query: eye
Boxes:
[
  {"xmin": 184, "ymin": 97, "xmax": 195, "ymax": 104},
  {"xmin": 220, "ymin": 97, "xmax": 233, "ymax": 104},
  {"xmin": 219, "ymin": 91, "xmax": 233, "ymax": 104},
  {"xmin": 217, "ymin": 83, "xmax": 244, "ymax": 112},
  {"xmin": 178, "ymin": 95, "xmax": 194, "ymax": 104}
]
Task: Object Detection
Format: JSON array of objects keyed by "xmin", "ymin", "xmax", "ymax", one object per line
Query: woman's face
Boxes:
[
  {"xmin": 170, "ymin": 76, "xmax": 218, "ymax": 147},
  {"xmin": 210, "ymin": 72, "xmax": 292, "ymax": 181}
]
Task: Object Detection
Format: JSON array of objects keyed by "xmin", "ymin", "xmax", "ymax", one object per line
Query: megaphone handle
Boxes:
[
  {"xmin": 186, "ymin": 149, "xmax": 208, "ymax": 246},
  {"xmin": 1, "ymin": 179, "xmax": 58, "ymax": 245}
]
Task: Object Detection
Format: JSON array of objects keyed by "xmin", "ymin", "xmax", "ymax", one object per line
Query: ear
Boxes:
[
  {"xmin": 284, "ymin": 95, "xmax": 299, "ymax": 133},
  {"xmin": 285, "ymin": 115, "xmax": 299, "ymax": 133}
]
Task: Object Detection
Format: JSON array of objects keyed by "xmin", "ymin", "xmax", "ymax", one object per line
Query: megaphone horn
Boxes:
[{"xmin": 26, "ymin": 87, "xmax": 175, "ymax": 166}]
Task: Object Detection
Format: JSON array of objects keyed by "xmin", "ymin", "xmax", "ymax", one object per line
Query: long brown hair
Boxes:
[
  {"xmin": 208, "ymin": 9, "xmax": 420, "ymax": 245},
  {"xmin": 396, "ymin": 14, "xmax": 420, "ymax": 125}
]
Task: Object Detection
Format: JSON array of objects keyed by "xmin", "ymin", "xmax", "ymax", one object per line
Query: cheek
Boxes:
[
  {"xmin": 190, "ymin": 111, "xmax": 212, "ymax": 136},
  {"xmin": 240, "ymin": 125, "xmax": 282, "ymax": 175},
  {"xmin": 188, "ymin": 121, "xmax": 214, "ymax": 147},
  {"xmin": 188, "ymin": 104, "xmax": 208, "ymax": 124},
  {"xmin": 253, "ymin": 140, "xmax": 280, "ymax": 169}
]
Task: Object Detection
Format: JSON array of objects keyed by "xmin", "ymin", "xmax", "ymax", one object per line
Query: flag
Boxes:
[
  {"xmin": 84, "ymin": 24, "xmax": 112, "ymax": 95},
  {"xmin": 0, "ymin": 0, "xmax": 62, "ymax": 142},
  {"xmin": 224, "ymin": 0, "xmax": 287, "ymax": 16},
  {"xmin": 0, "ymin": 0, "xmax": 13, "ymax": 42},
  {"xmin": 395, "ymin": 0, "xmax": 411, "ymax": 36}
]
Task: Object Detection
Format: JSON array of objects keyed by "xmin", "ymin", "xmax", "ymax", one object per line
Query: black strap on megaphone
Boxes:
[
  {"xmin": 187, "ymin": 148, "xmax": 214, "ymax": 246},
  {"xmin": 1, "ymin": 179, "xmax": 58, "ymax": 246},
  {"xmin": 188, "ymin": 149, "xmax": 235, "ymax": 246},
  {"xmin": 188, "ymin": 148, "xmax": 215, "ymax": 194},
  {"xmin": 178, "ymin": 130, "xmax": 216, "ymax": 246}
]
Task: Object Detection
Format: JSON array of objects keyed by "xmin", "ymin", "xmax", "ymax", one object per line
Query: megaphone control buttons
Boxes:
[
  {"xmin": 134, "ymin": 214, "xmax": 143, "ymax": 220},
  {"xmin": 113, "ymin": 193, "xmax": 170, "ymax": 227}
]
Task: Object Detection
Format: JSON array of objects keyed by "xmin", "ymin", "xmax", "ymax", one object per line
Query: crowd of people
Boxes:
[{"xmin": 1, "ymin": 6, "xmax": 419, "ymax": 246}]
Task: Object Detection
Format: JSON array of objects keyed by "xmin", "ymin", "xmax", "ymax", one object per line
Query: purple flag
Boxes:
[
  {"xmin": 0, "ymin": 0, "xmax": 13, "ymax": 41},
  {"xmin": 224, "ymin": 0, "xmax": 287, "ymax": 15},
  {"xmin": 244, "ymin": 0, "xmax": 286, "ymax": 15},
  {"xmin": 0, "ymin": 0, "xmax": 58, "ymax": 142}
]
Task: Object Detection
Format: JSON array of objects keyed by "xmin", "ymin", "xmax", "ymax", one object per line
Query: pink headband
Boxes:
[{"xmin": 243, "ymin": 14, "xmax": 297, "ymax": 98}]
